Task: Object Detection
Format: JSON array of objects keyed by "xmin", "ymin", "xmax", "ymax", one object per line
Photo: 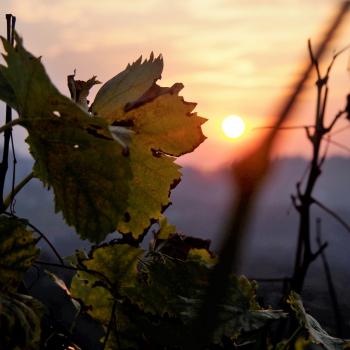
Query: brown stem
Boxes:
[{"xmin": 0, "ymin": 14, "xmax": 16, "ymax": 212}]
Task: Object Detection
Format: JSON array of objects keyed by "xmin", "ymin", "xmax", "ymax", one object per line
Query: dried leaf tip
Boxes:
[{"xmin": 67, "ymin": 70, "xmax": 101, "ymax": 111}]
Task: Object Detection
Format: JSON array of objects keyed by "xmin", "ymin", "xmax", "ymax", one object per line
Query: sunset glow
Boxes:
[
  {"xmin": 2, "ymin": 0, "xmax": 350, "ymax": 170},
  {"xmin": 222, "ymin": 115, "xmax": 246, "ymax": 139}
]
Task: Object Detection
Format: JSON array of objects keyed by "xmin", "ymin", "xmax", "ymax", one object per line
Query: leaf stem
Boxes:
[
  {"xmin": 0, "ymin": 118, "xmax": 22, "ymax": 134},
  {"xmin": 3, "ymin": 171, "xmax": 34, "ymax": 210}
]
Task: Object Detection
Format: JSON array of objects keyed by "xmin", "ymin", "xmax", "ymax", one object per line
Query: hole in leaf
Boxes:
[
  {"xmin": 74, "ymin": 144, "xmax": 79, "ymax": 149},
  {"xmin": 124, "ymin": 212, "xmax": 131, "ymax": 222},
  {"xmin": 152, "ymin": 149, "xmax": 162, "ymax": 158}
]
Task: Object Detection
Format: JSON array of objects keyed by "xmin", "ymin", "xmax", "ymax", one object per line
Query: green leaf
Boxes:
[
  {"xmin": 26, "ymin": 117, "xmax": 131, "ymax": 242},
  {"xmin": 123, "ymin": 91, "xmax": 206, "ymax": 157},
  {"xmin": 0, "ymin": 34, "xmax": 132, "ymax": 243},
  {"xmin": 91, "ymin": 53, "xmax": 163, "ymax": 121},
  {"xmin": 116, "ymin": 140, "xmax": 181, "ymax": 237},
  {"xmin": 0, "ymin": 292, "xmax": 44, "ymax": 350},
  {"xmin": 0, "ymin": 216, "xmax": 39, "ymax": 292},
  {"xmin": 0, "ymin": 69, "xmax": 16, "ymax": 107},
  {"xmin": 70, "ymin": 240, "xmax": 285, "ymax": 348},
  {"xmin": 156, "ymin": 215, "xmax": 176, "ymax": 240},
  {"xmin": 95, "ymin": 82, "xmax": 206, "ymax": 238},
  {"xmin": 70, "ymin": 243, "xmax": 145, "ymax": 348},
  {"xmin": 288, "ymin": 292, "xmax": 350, "ymax": 350},
  {"xmin": 70, "ymin": 243, "xmax": 143, "ymax": 324},
  {"xmin": 0, "ymin": 34, "xmax": 62, "ymax": 118}
]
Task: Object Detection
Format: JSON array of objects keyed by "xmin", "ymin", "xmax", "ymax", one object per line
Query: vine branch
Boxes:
[
  {"xmin": 312, "ymin": 198, "xmax": 350, "ymax": 234},
  {"xmin": 3, "ymin": 172, "xmax": 34, "ymax": 210}
]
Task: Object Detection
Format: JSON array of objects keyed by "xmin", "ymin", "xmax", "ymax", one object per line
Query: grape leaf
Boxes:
[
  {"xmin": 70, "ymin": 240, "xmax": 284, "ymax": 347},
  {"xmin": 26, "ymin": 117, "xmax": 131, "ymax": 241},
  {"xmin": 67, "ymin": 71, "xmax": 101, "ymax": 110},
  {"xmin": 92, "ymin": 62, "xmax": 206, "ymax": 237},
  {"xmin": 0, "ymin": 216, "xmax": 39, "ymax": 292},
  {"xmin": 156, "ymin": 215, "xmax": 177, "ymax": 240},
  {"xmin": 0, "ymin": 35, "xmax": 62, "ymax": 117},
  {"xmin": 0, "ymin": 34, "xmax": 132, "ymax": 242},
  {"xmin": 0, "ymin": 292, "xmax": 44, "ymax": 350},
  {"xmin": 116, "ymin": 140, "xmax": 181, "ymax": 237},
  {"xmin": 123, "ymin": 91, "xmax": 206, "ymax": 157},
  {"xmin": 70, "ymin": 243, "xmax": 143, "ymax": 324},
  {"xmin": 288, "ymin": 292, "xmax": 350, "ymax": 350},
  {"xmin": 91, "ymin": 53, "xmax": 163, "ymax": 122}
]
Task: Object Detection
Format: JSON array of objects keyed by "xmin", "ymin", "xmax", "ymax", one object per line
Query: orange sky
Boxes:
[{"xmin": 2, "ymin": 0, "xmax": 350, "ymax": 170}]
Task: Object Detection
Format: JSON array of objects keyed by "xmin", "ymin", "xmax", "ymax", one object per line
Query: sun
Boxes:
[{"xmin": 221, "ymin": 115, "xmax": 246, "ymax": 139}]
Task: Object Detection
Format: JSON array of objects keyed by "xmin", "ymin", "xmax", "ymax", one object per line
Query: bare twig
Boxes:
[
  {"xmin": 326, "ymin": 44, "xmax": 350, "ymax": 77},
  {"xmin": 35, "ymin": 260, "xmax": 112, "ymax": 288},
  {"xmin": 316, "ymin": 218, "xmax": 344, "ymax": 336},
  {"xmin": 329, "ymin": 123, "xmax": 350, "ymax": 136},
  {"xmin": 0, "ymin": 119, "xmax": 22, "ymax": 134},
  {"xmin": 4, "ymin": 211, "xmax": 65, "ymax": 265},
  {"xmin": 312, "ymin": 198, "xmax": 350, "ymax": 234},
  {"xmin": 0, "ymin": 14, "xmax": 16, "ymax": 212},
  {"xmin": 319, "ymin": 135, "xmax": 331, "ymax": 167},
  {"xmin": 102, "ymin": 301, "xmax": 119, "ymax": 350},
  {"xmin": 325, "ymin": 109, "xmax": 346, "ymax": 131},
  {"xmin": 311, "ymin": 241, "xmax": 328, "ymax": 260},
  {"xmin": 308, "ymin": 39, "xmax": 321, "ymax": 79}
]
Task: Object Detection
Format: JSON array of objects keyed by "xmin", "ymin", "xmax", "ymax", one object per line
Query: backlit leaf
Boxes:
[
  {"xmin": 288, "ymin": 292, "xmax": 350, "ymax": 350},
  {"xmin": 94, "ymin": 75, "xmax": 206, "ymax": 237},
  {"xmin": 26, "ymin": 117, "xmax": 130, "ymax": 242},
  {"xmin": 0, "ymin": 34, "xmax": 131, "ymax": 242},
  {"xmin": 70, "ymin": 243, "xmax": 143, "ymax": 324},
  {"xmin": 91, "ymin": 53, "xmax": 163, "ymax": 121},
  {"xmin": 116, "ymin": 140, "xmax": 181, "ymax": 237}
]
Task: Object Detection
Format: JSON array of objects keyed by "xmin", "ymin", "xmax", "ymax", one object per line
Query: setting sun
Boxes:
[{"xmin": 221, "ymin": 115, "xmax": 246, "ymax": 139}]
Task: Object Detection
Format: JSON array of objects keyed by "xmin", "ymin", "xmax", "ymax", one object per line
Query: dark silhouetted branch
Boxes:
[
  {"xmin": 312, "ymin": 198, "xmax": 350, "ymax": 234},
  {"xmin": 316, "ymin": 218, "xmax": 344, "ymax": 337}
]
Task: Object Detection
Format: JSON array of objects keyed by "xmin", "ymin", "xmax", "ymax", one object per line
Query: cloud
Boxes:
[{"xmin": 1, "ymin": 0, "xmax": 349, "ymax": 167}]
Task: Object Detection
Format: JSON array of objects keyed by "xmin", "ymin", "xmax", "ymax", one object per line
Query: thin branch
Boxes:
[
  {"xmin": 0, "ymin": 118, "xmax": 22, "ymax": 134},
  {"xmin": 312, "ymin": 198, "xmax": 350, "ymax": 234},
  {"xmin": 308, "ymin": 39, "xmax": 321, "ymax": 79},
  {"xmin": 329, "ymin": 123, "xmax": 350, "ymax": 136},
  {"xmin": 0, "ymin": 15, "xmax": 16, "ymax": 212},
  {"xmin": 311, "ymin": 241, "xmax": 328, "ymax": 261},
  {"xmin": 305, "ymin": 126, "xmax": 313, "ymax": 142},
  {"xmin": 325, "ymin": 109, "xmax": 346, "ymax": 132},
  {"xmin": 319, "ymin": 135, "xmax": 331, "ymax": 167},
  {"xmin": 327, "ymin": 138, "xmax": 350, "ymax": 154},
  {"xmin": 321, "ymin": 86, "xmax": 329, "ymax": 123},
  {"xmin": 102, "ymin": 300, "xmax": 118, "ymax": 350},
  {"xmin": 27, "ymin": 221, "xmax": 65, "ymax": 265},
  {"xmin": 3, "ymin": 172, "xmax": 34, "ymax": 210},
  {"xmin": 4, "ymin": 212, "xmax": 65, "ymax": 265},
  {"xmin": 253, "ymin": 124, "xmax": 315, "ymax": 131},
  {"xmin": 316, "ymin": 218, "xmax": 344, "ymax": 336},
  {"xmin": 35, "ymin": 260, "xmax": 112, "ymax": 288},
  {"xmin": 326, "ymin": 44, "xmax": 350, "ymax": 77},
  {"xmin": 9, "ymin": 131, "xmax": 17, "ymax": 214}
]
